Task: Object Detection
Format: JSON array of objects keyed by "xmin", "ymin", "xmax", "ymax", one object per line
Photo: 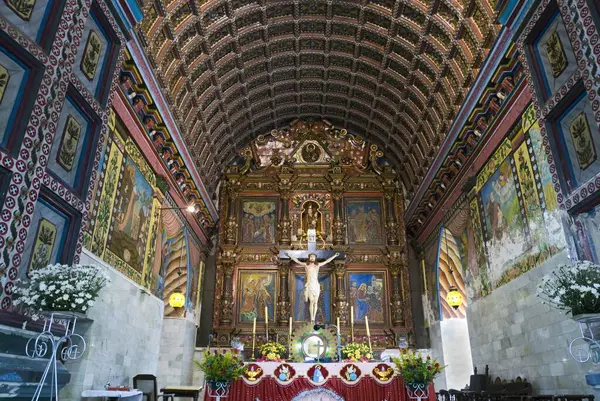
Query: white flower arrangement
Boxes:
[
  {"xmin": 12, "ymin": 264, "xmax": 110, "ymax": 314},
  {"xmin": 536, "ymin": 260, "xmax": 600, "ymax": 316}
]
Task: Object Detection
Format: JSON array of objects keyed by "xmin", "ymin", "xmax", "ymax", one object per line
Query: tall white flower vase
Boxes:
[{"xmin": 25, "ymin": 311, "xmax": 89, "ymax": 401}]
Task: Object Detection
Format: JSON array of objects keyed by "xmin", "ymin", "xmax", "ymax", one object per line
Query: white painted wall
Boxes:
[
  {"xmin": 156, "ymin": 317, "xmax": 199, "ymax": 390},
  {"xmin": 60, "ymin": 248, "xmax": 164, "ymax": 400}
]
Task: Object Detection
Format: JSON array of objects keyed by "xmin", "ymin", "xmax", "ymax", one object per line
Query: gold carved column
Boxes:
[
  {"xmin": 328, "ymin": 165, "xmax": 346, "ymax": 246},
  {"xmin": 386, "ymin": 249, "xmax": 405, "ymax": 326},
  {"xmin": 218, "ymin": 250, "xmax": 237, "ymax": 326},
  {"xmin": 277, "ymin": 168, "xmax": 294, "ymax": 246},
  {"xmin": 224, "ymin": 172, "xmax": 242, "ymax": 245},
  {"xmin": 277, "ymin": 259, "xmax": 291, "ymax": 325},
  {"xmin": 382, "ymin": 167, "xmax": 399, "ymax": 246},
  {"xmin": 333, "ymin": 259, "xmax": 348, "ymax": 326}
]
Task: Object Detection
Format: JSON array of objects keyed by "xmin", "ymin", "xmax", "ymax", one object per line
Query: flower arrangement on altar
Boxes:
[
  {"xmin": 536, "ymin": 260, "xmax": 600, "ymax": 316},
  {"xmin": 12, "ymin": 264, "xmax": 110, "ymax": 314},
  {"xmin": 391, "ymin": 350, "xmax": 444, "ymax": 384},
  {"xmin": 259, "ymin": 341, "xmax": 286, "ymax": 362},
  {"xmin": 341, "ymin": 342, "xmax": 372, "ymax": 362},
  {"xmin": 194, "ymin": 349, "xmax": 245, "ymax": 383}
]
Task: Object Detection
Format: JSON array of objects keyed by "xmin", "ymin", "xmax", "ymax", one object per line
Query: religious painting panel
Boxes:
[
  {"xmin": 344, "ymin": 199, "xmax": 384, "ymax": 245},
  {"xmin": 348, "ymin": 272, "xmax": 386, "ymax": 325},
  {"xmin": 237, "ymin": 270, "xmax": 276, "ymax": 323},
  {"xmin": 19, "ymin": 191, "xmax": 79, "ymax": 280},
  {"xmin": 0, "ymin": 38, "xmax": 42, "ymax": 153},
  {"xmin": 73, "ymin": 2, "xmax": 119, "ymax": 105},
  {"xmin": 527, "ymin": 7, "xmax": 577, "ymax": 100},
  {"xmin": 239, "ymin": 198, "xmax": 278, "ymax": 244},
  {"xmin": 293, "ymin": 273, "xmax": 331, "ymax": 323},
  {"xmin": 550, "ymin": 91, "xmax": 600, "ymax": 191},
  {"xmin": 291, "ymin": 193, "xmax": 333, "ymax": 242},
  {"xmin": 0, "ymin": 1, "xmax": 65, "ymax": 51},
  {"xmin": 46, "ymin": 91, "xmax": 101, "ymax": 196},
  {"xmin": 479, "ymin": 158, "xmax": 528, "ymax": 285}
]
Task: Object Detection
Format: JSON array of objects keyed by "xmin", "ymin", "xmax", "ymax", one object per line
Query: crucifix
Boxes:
[{"xmin": 280, "ymin": 229, "xmax": 344, "ymax": 324}]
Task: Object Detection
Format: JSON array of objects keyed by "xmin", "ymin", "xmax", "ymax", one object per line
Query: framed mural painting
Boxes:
[
  {"xmin": 239, "ymin": 198, "xmax": 278, "ymax": 244},
  {"xmin": 524, "ymin": 3, "xmax": 577, "ymax": 101},
  {"xmin": 345, "ymin": 199, "xmax": 384, "ymax": 245},
  {"xmin": 348, "ymin": 271, "xmax": 387, "ymax": 325},
  {"xmin": 237, "ymin": 271, "xmax": 277, "ymax": 323},
  {"xmin": 293, "ymin": 272, "xmax": 331, "ymax": 323}
]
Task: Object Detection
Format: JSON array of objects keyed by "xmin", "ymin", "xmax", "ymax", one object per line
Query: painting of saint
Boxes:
[
  {"xmin": 238, "ymin": 272, "xmax": 275, "ymax": 322},
  {"xmin": 345, "ymin": 200, "xmax": 383, "ymax": 244},
  {"xmin": 294, "ymin": 273, "xmax": 331, "ymax": 323},
  {"xmin": 240, "ymin": 200, "xmax": 277, "ymax": 244},
  {"xmin": 349, "ymin": 273, "xmax": 385, "ymax": 324},
  {"xmin": 108, "ymin": 157, "xmax": 154, "ymax": 271},
  {"xmin": 480, "ymin": 160, "xmax": 524, "ymax": 244}
]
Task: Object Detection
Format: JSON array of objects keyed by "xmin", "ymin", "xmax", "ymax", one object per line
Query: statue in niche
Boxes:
[{"xmin": 301, "ymin": 201, "xmax": 322, "ymax": 235}]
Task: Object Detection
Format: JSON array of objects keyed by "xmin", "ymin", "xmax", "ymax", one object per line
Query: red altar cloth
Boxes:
[{"xmin": 205, "ymin": 376, "xmax": 435, "ymax": 401}]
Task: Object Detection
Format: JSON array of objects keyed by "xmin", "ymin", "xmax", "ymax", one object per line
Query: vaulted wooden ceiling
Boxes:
[{"xmin": 139, "ymin": 0, "xmax": 499, "ymax": 198}]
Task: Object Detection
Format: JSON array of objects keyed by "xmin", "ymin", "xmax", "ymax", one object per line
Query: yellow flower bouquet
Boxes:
[
  {"xmin": 341, "ymin": 342, "xmax": 372, "ymax": 362},
  {"xmin": 258, "ymin": 341, "xmax": 286, "ymax": 362}
]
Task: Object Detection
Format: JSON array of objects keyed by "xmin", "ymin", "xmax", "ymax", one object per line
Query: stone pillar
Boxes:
[
  {"xmin": 277, "ymin": 170, "xmax": 294, "ymax": 246},
  {"xmin": 277, "ymin": 259, "xmax": 291, "ymax": 325},
  {"xmin": 219, "ymin": 253, "xmax": 236, "ymax": 326},
  {"xmin": 224, "ymin": 174, "xmax": 242, "ymax": 245},
  {"xmin": 333, "ymin": 260, "xmax": 348, "ymax": 326},
  {"xmin": 328, "ymin": 166, "xmax": 346, "ymax": 246},
  {"xmin": 387, "ymin": 249, "xmax": 405, "ymax": 326}
]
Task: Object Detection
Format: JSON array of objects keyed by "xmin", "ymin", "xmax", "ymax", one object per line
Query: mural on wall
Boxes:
[
  {"xmin": 238, "ymin": 271, "xmax": 276, "ymax": 322},
  {"xmin": 0, "ymin": 64, "xmax": 8, "ymax": 103},
  {"xmin": 240, "ymin": 200, "xmax": 277, "ymax": 244},
  {"xmin": 349, "ymin": 272, "xmax": 385, "ymax": 324},
  {"xmin": 4, "ymin": 0, "xmax": 37, "ymax": 21},
  {"xmin": 294, "ymin": 273, "xmax": 331, "ymax": 323},
  {"xmin": 345, "ymin": 199, "xmax": 383, "ymax": 244},
  {"xmin": 569, "ymin": 112, "xmax": 596, "ymax": 170},
  {"xmin": 81, "ymin": 30, "xmax": 103, "ymax": 81},
  {"xmin": 544, "ymin": 30, "xmax": 568, "ymax": 78},
  {"xmin": 436, "ymin": 224, "xmax": 468, "ymax": 319}
]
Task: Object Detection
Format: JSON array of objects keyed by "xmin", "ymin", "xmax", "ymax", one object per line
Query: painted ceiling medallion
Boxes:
[{"xmin": 140, "ymin": 0, "xmax": 499, "ymax": 198}]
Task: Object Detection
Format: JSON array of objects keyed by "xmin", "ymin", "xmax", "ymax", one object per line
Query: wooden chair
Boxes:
[{"xmin": 133, "ymin": 374, "xmax": 175, "ymax": 401}]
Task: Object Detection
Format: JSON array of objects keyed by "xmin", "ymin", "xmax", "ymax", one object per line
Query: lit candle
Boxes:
[
  {"xmin": 252, "ymin": 317, "xmax": 256, "ymax": 356},
  {"xmin": 265, "ymin": 305, "xmax": 269, "ymax": 341}
]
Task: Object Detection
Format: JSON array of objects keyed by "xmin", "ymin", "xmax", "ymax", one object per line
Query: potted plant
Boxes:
[
  {"xmin": 258, "ymin": 341, "xmax": 286, "ymax": 362},
  {"xmin": 392, "ymin": 350, "xmax": 444, "ymax": 400},
  {"xmin": 341, "ymin": 342, "xmax": 372, "ymax": 362},
  {"xmin": 12, "ymin": 264, "xmax": 110, "ymax": 315},
  {"xmin": 194, "ymin": 349, "xmax": 245, "ymax": 397},
  {"xmin": 536, "ymin": 260, "xmax": 600, "ymax": 318}
]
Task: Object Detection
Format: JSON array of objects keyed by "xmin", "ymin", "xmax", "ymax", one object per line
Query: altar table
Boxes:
[{"xmin": 203, "ymin": 362, "xmax": 435, "ymax": 401}]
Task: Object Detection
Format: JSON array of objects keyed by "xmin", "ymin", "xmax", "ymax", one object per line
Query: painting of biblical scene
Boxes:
[
  {"xmin": 238, "ymin": 271, "xmax": 276, "ymax": 322},
  {"xmin": 294, "ymin": 273, "xmax": 331, "ymax": 323},
  {"xmin": 28, "ymin": 219, "xmax": 57, "ymax": 272},
  {"xmin": 349, "ymin": 272, "xmax": 385, "ymax": 324},
  {"xmin": 544, "ymin": 30, "xmax": 567, "ymax": 78},
  {"xmin": 81, "ymin": 30, "xmax": 103, "ymax": 81},
  {"xmin": 5, "ymin": 0, "xmax": 37, "ymax": 21},
  {"xmin": 56, "ymin": 116, "xmax": 82, "ymax": 172},
  {"xmin": 480, "ymin": 160, "xmax": 524, "ymax": 244},
  {"xmin": 570, "ymin": 112, "xmax": 596, "ymax": 170},
  {"xmin": 240, "ymin": 199, "xmax": 277, "ymax": 244},
  {"xmin": 0, "ymin": 64, "xmax": 8, "ymax": 104},
  {"xmin": 108, "ymin": 157, "xmax": 154, "ymax": 271},
  {"xmin": 345, "ymin": 199, "xmax": 383, "ymax": 244}
]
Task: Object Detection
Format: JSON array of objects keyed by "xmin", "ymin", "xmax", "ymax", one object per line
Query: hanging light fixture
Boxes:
[
  {"xmin": 443, "ymin": 228, "xmax": 463, "ymax": 310},
  {"xmin": 168, "ymin": 237, "xmax": 186, "ymax": 309}
]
